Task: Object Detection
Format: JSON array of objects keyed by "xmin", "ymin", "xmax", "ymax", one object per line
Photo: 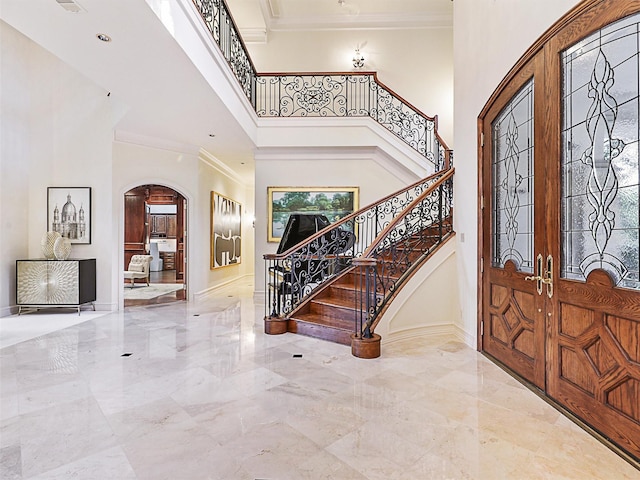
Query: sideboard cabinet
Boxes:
[{"xmin": 16, "ymin": 259, "xmax": 96, "ymax": 314}]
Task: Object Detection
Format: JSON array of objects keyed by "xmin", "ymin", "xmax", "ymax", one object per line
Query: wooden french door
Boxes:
[
  {"xmin": 480, "ymin": 0, "xmax": 640, "ymax": 461},
  {"xmin": 481, "ymin": 51, "xmax": 547, "ymax": 390}
]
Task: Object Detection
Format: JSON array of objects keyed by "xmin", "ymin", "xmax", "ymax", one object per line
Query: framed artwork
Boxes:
[
  {"xmin": 267, "ymin": 186, "xmax": 359, "ymax": 242},
  {"xmin": 47, "ymin": 187, "xmax": 91, "ymax": 244},
  {"xmin": 211, "ymin": 191, "xmax": 242, "ymax": 269}
]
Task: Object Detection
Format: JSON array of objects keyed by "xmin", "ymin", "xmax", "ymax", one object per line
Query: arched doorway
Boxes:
[{"xmin": 124, "ymin": 184, "xmax": 187, "ymax": 306}]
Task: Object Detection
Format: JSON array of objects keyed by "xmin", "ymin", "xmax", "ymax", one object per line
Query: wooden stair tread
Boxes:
[
  {"xmin": 292, "ymin": 312, "xmax": 354, "ymax": 330},
  {"xmin": 313, "ymin": 295, "xmax": 360, "ymax": 309}
]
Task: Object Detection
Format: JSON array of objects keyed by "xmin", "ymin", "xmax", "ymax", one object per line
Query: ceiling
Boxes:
[
  {"xmin": 0, "ymin": 0, "xmax": 453, "ymax": 185},
  {"xmin": 229, "ymin": 0, "xmax": 453, "ymax": 37}
]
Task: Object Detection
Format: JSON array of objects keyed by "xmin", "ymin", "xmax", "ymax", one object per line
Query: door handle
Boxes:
[
  {"xmin": 544, "ymin": 255, "xmax": 553, "ymax": 298},
  {"xmin": 524, "ymin": 254, "xmax": 543, "ymax": 295},
  {"xmin": 524, "ymin": 254, "xmax": 553, "ymax": 298}
]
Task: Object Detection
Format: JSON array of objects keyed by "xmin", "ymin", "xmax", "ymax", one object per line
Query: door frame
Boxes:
[
  {"xmin": 477, "ymin": 0, "xmax": 604, "ymax": 350},
  {"xmin": 479, "ymin": 52, "xmax": 548, "ymax": 388},
  {"xmin": 477, "ymin": 0, "xmax": 640, "ymax": 465},
  {"xmin": 119, "ymin": 181, "xmax": 191, "ymax": 310}
]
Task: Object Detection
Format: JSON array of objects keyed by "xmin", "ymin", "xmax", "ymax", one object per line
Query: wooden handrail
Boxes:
[{"xmin": 362, "ymin": 168, "xmax": 455, "ymax": 259}]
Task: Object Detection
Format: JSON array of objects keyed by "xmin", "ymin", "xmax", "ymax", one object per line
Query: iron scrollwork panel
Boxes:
[
  {"xmin": 192, "ymin": 0, "xmax": 255, "ymax": 102},
  {"xmin": 368, "ymin": 178, "xmax": 454, "ymax": 325},
  {"xmin": 255, "ymin": 74, "xmax": 375, "ymax": 118},
  {"xmin": 373, "ymin": 85, "xmax": 436, "ymax": 162}
]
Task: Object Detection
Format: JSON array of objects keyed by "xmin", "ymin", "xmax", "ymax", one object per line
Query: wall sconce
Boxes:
[{"xmin": 353, "ymin": 48, "xmax": 365, "ymax": 69}]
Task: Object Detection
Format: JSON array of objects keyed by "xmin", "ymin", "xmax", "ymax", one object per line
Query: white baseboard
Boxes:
[
  {"xmin": 193, "ymin": 274, "xmax": 253, "ymax": 301},
  {"xmin": 454, "ymin": 323, "xmax": 476, "ymax": 348},
  {"xmin": 1, "ymin": 305, "xmax": 18, "ymax": 318},
  {"xmin": 94, "ymin": 302, "xmax": 117, "ymax": 312},
  {"xmin": 382, "ymin": 323, "xmax": 457, "ymax": 345}
]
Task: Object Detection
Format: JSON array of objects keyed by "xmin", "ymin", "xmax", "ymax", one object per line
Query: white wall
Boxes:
[
  {"xmin": 376, "ymin": 240, "xmax": 460, "ymax": 344},
  {"xmin": 0, "ymin": 20, "xmax": 256, "ymax": 316},
  {"xmin": 197, "ymin": 154, "xmax": 255, "ymax": 294},
  {"xmin": 0, "ymin": 21, "xmax": 31, "ymax": 316},
  {"xmin": 246, "ymin": 28, "xmax": 454, "ymax": 145},
  {"xmin": 254, "ymin": 149, "xmax": 411, "ymax": 294},
  {"xmin": 0, "ymin": 21, "xmax": 114, "ymax": 314},
  {"xmin": 112, "ymin": 142, "xmax": 255, "ymax": 306},
  {"xmin": 452, "ymin": 0, "xmax": 581, "ymax": 344}
]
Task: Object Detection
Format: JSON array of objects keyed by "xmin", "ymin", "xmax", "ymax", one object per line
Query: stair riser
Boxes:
[
  {"xmin": 321, "ymin": 286, "xmax": 357, "ymax": 303},
  {"xmin": 309, "ymin": 302, "xmax": 358, "ymax": 323},
  {"xmin": 287, "ymin": 319, "xmax": 353, "ymax": 346}
]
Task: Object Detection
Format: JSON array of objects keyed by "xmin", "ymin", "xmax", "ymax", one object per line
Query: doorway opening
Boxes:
[{"xmin": 124, "ymin": 184, "xmax": 187, "ymax": 307}]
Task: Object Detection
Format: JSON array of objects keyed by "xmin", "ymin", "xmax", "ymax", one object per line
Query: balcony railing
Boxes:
[
  {"xmin": 192, "ymin": 0, "xmax": 257, "ymax": 104},
  {"xmin": 191, "ymin": 0, "xmax": 451, "ymax": 170},
  {"xmin": 255, "ymin": 72, "xmax": 448, "ymax": 170}
]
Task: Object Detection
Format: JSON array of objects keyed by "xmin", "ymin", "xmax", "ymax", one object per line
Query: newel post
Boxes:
[
  {"xmin": 351, "ymin": 257, "xmax": 381, "ymax": 359},
  {"xmin": 264, "ymin": 253, "xmax": 288, "ymax": 335}
]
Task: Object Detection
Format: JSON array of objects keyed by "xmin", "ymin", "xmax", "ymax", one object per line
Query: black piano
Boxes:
[
  {"xmin": 270, "ymin": 213, "xmax": 355, "ymax": 309},
  {"xmin": 276, "ymin": 214, "xmax": 332, "ymax": 254}
]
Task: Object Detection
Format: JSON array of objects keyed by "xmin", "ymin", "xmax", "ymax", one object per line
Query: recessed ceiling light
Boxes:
[{"xmin": 96, "ymin": 33, "xmax": 111, "ymax": 42}]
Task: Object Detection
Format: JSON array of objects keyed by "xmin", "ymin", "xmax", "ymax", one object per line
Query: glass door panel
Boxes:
[{"xmin": 561, "ymin": 14, "xmax": 640, "ymax": 290}]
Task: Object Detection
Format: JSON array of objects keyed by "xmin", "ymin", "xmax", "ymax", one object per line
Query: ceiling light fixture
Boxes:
[
  {"xmin": 96, "ymin": 33, "xmax": 111, "ymax": 42},
  {"xmin": 353, "ymin": 48, "xmax": 365, "ymax": 69}
]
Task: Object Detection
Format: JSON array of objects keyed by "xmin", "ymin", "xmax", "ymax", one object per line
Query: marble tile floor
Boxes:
[
  {"xmin": 0, "ymin": 311, "xmax": 109, "ymax": 350},
  {"xmin": 1, "ymin": 281, "xmax": 638, "ymax": 479}
]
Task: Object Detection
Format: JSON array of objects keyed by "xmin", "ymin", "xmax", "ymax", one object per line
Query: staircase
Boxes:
[
  {"xmin": 185, "ymin": 1, "xmax": 456, "ymax": 356},
  {"xmin": 265, "ymin": 169, "xmax": 454, "ymax": 357},
  {"xmin": 288, "ymin": 268, "xmax": 362, "ymax": 346}
]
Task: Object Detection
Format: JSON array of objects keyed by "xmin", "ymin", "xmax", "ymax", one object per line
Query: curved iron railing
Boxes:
[
  {"xmin": 192, "ymin": 0, "xmax": 257, "ymax": 103},
  {"xmin": 190, "ymin": 0, "xmax": 450, "ymax": 170},
  {"xmin": 264, "ymin": 168, "xmax": 451, "ymax": 319},
  {"xmin": 354, "ymin": 169, "xmax": 454, "ymax": 339}
]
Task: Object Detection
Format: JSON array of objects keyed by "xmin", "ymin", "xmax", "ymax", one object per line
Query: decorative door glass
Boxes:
[
  {"xmin": 561, "ymin": 13, "xmax": 640, "ymax": 290},
  {"xmin": 491, "ymin": 79, "xmax": 535, "ymax": 273}
]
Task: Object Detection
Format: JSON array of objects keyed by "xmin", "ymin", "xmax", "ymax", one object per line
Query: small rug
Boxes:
[{"xmin": 124, "ymin": 283, "xmax": 184, "ymax": 300}]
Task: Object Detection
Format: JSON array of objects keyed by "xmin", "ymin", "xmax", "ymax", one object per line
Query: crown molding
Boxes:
[
  {"xmin": 269, "ymin": 13, "xmax": 452, "ymax": 31},
  {"xmin": 199, "ymin": 148, "xmax": 246, "ymax": 186},
  {"xmin": 239, "ymin": 27, "xmax": 268, "ymax": 44},
  {"xmin": 259, "ymin": 0, "xmax": 452, "ymax": 32},
  {"xmin": 114, "ymin": 130, "xmax": 200, "ymax": 155}
]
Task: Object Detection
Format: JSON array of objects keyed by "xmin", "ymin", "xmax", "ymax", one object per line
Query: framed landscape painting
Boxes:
[
  {"xmin": 267, "ymin": 186, "xmax": 359, "ymax": 243},
  {"xmin": 211, "ymin": 191, "xmax": 242, "ymax": 269},
  {"xmin": 47, "ymin": 187, "xmax": 91, "ymax": 244}
]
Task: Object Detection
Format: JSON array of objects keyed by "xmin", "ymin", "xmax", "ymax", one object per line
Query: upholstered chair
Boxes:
[{"xmin": 123, "ymin": 255, "xmax": 152, "ymax": 288}]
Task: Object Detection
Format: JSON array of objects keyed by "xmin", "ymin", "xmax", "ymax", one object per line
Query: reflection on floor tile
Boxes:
[
  {"xmin": 0, "ymin": 312, "xmax": 109, "ymax": 349},
  {"xmin": 1, "ymin": 281, "xmax": 637, "ymax": 479}
]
